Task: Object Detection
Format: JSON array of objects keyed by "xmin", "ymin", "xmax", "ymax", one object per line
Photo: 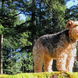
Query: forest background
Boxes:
[{"xmin": 0, "ymin": 0, "xmax": 78, "ymax": 74}]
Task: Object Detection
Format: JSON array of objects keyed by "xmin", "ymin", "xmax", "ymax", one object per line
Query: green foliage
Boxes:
[
  {"xmin": 3, "ymin": 51, "xmax": 33, "ymax": 74},
  {"xmin": 19, "ymin": 32, "xmax": 32, "ymax": 47},
  {"xmin": 0, "ymin": 24, "xmax": 4, "ymax": 34},
  {"xmin": 65, "ymin": 5, "xmax": 78, "ymax": 20},
  {"xmin": 34, "ymin": 0, "xmax": 66, "ymax": 37},
  {"xmin": 3, "ymin": 32, "xmax": 33, "ymax": 74},
  {"xmin": 20, "ymin": 52, "xmax": 33, "ymax": 72}
]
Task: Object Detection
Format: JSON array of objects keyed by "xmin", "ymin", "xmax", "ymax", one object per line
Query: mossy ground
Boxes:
[{"xmin": 0, "ymin": 72, "xmax": 78, "ymax": 78}]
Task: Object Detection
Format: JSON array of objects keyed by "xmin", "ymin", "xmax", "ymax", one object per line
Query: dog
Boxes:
[{"xmin": 33, "ymin": 20, "xmax": 78, "ymax": 72}]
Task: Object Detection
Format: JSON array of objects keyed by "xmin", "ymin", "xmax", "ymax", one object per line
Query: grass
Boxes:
[{"xmin": 0, "ymin": 72, "xmax": 78, "ymax": 78}]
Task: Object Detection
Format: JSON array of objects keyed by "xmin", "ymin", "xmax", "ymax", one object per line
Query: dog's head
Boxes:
[{"xmin": 66, "ymin": 20, "xmax": 78, "ymax": 40}]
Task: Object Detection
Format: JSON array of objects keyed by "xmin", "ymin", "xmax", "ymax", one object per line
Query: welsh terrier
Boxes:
[{"xmin": 33, "ymin": 20, "xmax": 78, "ymax": 72}]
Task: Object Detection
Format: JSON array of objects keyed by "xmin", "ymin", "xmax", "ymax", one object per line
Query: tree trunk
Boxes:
[
  {"xmin": 31, "ymin": 0, "xmax": 37, "ymax": 45},
  {"xmin": 0, "ymin": 35, "xmax": 3, "ymax": 74}
]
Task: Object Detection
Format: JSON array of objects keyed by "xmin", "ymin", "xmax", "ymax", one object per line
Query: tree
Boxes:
[
  {"xmin": 0, "ymin": 0, "xmax": 27, "ymax": 74},
  {"xmin": 65, "ymin": 5, "xmax": 78, "ymax": 20},
  {"xmin": 14, "ymin": 0, "xmax": 66, "ymax": 73},
  {"xmin": 0, "ymin": 0, "xmax": 66, "ymax": 74}
]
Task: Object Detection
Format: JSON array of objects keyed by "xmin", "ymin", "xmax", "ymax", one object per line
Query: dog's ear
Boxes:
[{"xmin": 66, "ymin": 20, "xmax": 74, "ymax": 28}]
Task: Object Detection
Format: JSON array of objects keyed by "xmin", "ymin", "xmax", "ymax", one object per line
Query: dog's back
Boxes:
[
  {"xmin": 39, "ymin": 29, "xmax": 70, "ymax": 53},
  {"xmin": 34, "ymin": 29, "xmax": 75, "ymax": 56}
]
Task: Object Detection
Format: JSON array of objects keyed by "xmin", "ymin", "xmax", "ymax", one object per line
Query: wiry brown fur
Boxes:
[{"xmin": 33, "ymin": 20, "xmax": 78, "ymax": 72}]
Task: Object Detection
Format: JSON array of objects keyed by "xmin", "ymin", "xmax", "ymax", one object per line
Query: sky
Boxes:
[
  {"xmin": 66, "ymin": 0, "xmax": 78, "ymax": 8},
  {"xmin": 19, "ymin": 14, "xmax": 26, "ymax": 20}
]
